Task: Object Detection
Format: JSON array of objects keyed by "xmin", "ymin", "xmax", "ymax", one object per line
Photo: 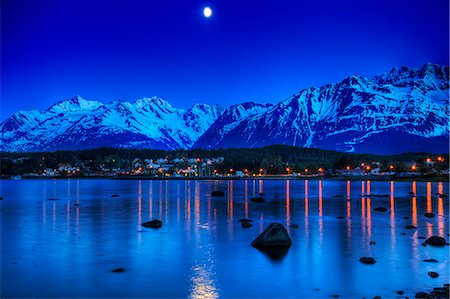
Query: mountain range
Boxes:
[{"xmin": 1, "ymin": 63, "xmax": 448, "ymax": 154}]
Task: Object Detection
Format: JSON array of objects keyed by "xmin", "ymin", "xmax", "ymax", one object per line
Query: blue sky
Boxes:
[{"xmin": 1, "ymin": 0, "xmax": 448, "ymax": 120}]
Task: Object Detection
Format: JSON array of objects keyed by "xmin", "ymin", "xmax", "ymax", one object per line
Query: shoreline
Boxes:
[{"xmin": 3, "ymin": 175, "xmax": 448, "ymax": 182}]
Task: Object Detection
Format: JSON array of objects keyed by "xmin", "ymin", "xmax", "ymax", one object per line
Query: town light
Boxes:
[
  {"xmin": 366, "ymin": 166, "xmax": 370, "ymax": 171},
  {"xmin": 437, "ymin": 156, "xmax": 443, "ymax": 162},
  {"xmin": 318, "ymin": 168, "xmax": 324, "ymax": 172},
  {"xmin": 304, "ymin": 168, "xmax": 308, "ymax": 173},
  {"xmin": 389, "ymin": 165, "xmax": 394, "ymax": 170},
  {"xmin": 426, "ymin": 158, "xmax": 431, "ymax": 163},
  {"xmin": 230, "ymin": 168, "xmax": 233, "ymax": 172},
  {"xmin": 412, "ymin": 165, "xmax": 417, "ymax": 171},
  {"xmin": 346, "ymin": 166, "xmax": 350, "ymax": 170}
]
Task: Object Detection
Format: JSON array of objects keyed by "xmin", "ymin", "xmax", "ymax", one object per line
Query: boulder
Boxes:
[
  {"xmin": 110, "ymin": 194, "xmax": 119, "ymax": 198},
  {"xmin": 424, "ymin": 213, "xmax": 435, "ymax": 218},
  {"xmin": 359, "ymin": 257, "xmax": 376, "ymax": 264},
  {"xmin": 373, "ymin": 207, "xmax": 388, "ymax": 212},
  {"xmin": 336, "ymin": 216, "xmax": 345, "ymax": 219},
  {"xmin": 211, "ymin": 190, "xmax": 225, "ymax": 197},
  {"xmin": 251, "ymin": 223, "xmax": 292, "ymax": 257},
  {"xmin": 250, "ymin": 197, "xmax": 265, "ymax": 203},
  {"xmin": 396, "ymin": 290, "xmax": 405, "ymax": 295},
  {"xmin": 408, "ymin": 191, "xmax": 415, "ymax": 195},
  {"xmin": 259, "ymin": 192, "xmax": 266, "ymax": 196},
  {"xmin": 289, "ymin": 224, "xmax": 299, "ymax": 229},
  {"xmin": 0, "ymin": 196, "xmax": 3, "ymax": 200},
  {"xmin": 415, "ymin": 292, "xmax": 428, "ymax": 298},
  {"xmin": 142, "ymin": 220, "xmax": 163, "ymax": 228},
  {"xmin": 425, "ymin": 236, "xmax": 447, "ymax": 247}
]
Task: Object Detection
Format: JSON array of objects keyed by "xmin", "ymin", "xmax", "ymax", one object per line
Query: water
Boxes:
[{"xmin": 1, "ymin": 179, "xmax": 448, "ymax": 298}]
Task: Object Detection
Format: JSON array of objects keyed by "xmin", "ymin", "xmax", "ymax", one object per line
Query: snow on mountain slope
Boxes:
[
  {"xmin": 194, "ymin": 63, "xmax": 449, "ymax": 154},
  {"xmin": 1, "ymin": 63, "xmax": 448, "ymax": 154},
  {"xmin": 0, "ymin": 96, "xmax": 224, "ymax": 151}
]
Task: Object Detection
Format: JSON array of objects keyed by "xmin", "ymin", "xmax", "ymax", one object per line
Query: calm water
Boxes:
[{"xmin": 1, "ymin": 179, "xmax": 448, "ymax": 298}]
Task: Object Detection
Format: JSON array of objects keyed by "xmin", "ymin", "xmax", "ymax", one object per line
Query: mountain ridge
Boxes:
[{"xmin": 1, "ymin": 63, "xmax": 448, "ymax": 154}]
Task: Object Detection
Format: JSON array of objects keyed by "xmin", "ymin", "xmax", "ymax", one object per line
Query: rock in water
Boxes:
[
  {"xmin": 250, "ymin": 197, "xmax": 265, "ymax": 203},
  {"xmin": 405, "ymin": 225, "xmax": 417, "ymax": 229},
  {"xmin": 423, "ymin": 259, "xmax": 439, "ymax": 263},
  {"xmin": 251, "ymin": 223, "xmax": 291, "ymax": 258},
  {"xmin": 289, "ymin": 224, "xmax": 299, "ymax": 229},
  {"xmin": 373, "ymin": 207, "xmax": 388, "ymax": 212},
  {"xmin": 142, "ymin": 220, "xmax": 163, "ymax": 228},
  {"xmin": 111, "ymin": 268, "xmax": 126, "ymax": 273},
  {"xmin": 359, "ymin": 257, "xmax": 376, "ymax": 264},
  {"xmin": 241, "ymin": 220, "xmax": 253, "ymax": 228},
  {"xmin": 428, "ymin": 271, "xmax": 439, "ymax": 278},
  {"xmin": 425, "ymin": 236, "xmax": 447, "ymax": 247},
  {"xmin": 111, "ymin": 194, "xmax": 119, "ymax": 198},
  {"xmin": 424, "ymin": 212, "xmax": 435, "ymax": 218},
  {"xmin": 211, "ymin": 190, "xmax": 225, "ymax": 197}
]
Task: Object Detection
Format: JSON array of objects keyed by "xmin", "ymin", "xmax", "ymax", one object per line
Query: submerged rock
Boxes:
[
  {"xmin": 111, "ymin": 268, "xmax": 126, "ymax": 273},
  {"xmin": 110, "ymin": 194, "xmax": 119, "ymax": 198},
  {"xmin": 423, "ymin": 259, "xmax": 439, "ymax": 263},
  {"xmin": 428, "ymin": 271, "xmax": 439, "ymax": 278},
  {"xmin": 415, "ymin": 292, "xmax": 428, "ymax": 298},
  {"xmin": 211, "ymin": 190, "xmax": 225, "ymax": 197},
  {"xmin": 289, "ymin": 224, "xmax": 299, "ymax": 229},
  {"xmin": 408, "ymin": 191, "xmax": 415, "ymax": 195},
  {"xmin": 142, "ymin": 220, "xmax": 162, "ymax": 228},
  {"xmin": 403, "ymin": 216, "xmax": 410, "ymax": 219},
  {"xmin": 250, "ymin": 197, "xmax": 265, "ymax": 203},
  {"xmin": 238, "ymin": 218, "xmax": 253, "ymax": 223},
  {"xmin": 336, "ymin": 216, "xmax": 345, "ymax": 219},
  {"xmin": 259, "ymin": 192, "xmax": 266, "ymax": 196},
  {"xmin": 425, "ymin": 236, "xmax": 447, "ymax": 247},
  {"xmin": 396, "ymin": 290, "xmax": 405, "ymax": 295},
  {"xmin": 405, "ymin": 225, "xmax": 417, "ymax": 229},
  {"xmin": 373, "ymin": 207, "xmax": 387, "ymax": 212},
  {"xmin": 0, "ymin": 196, "xmax": 3, "ymax": 200},
  {"xmin": 47, "ymin": 198, "xmax": 59, "ymax": 201},
  {"xmin": 241, "ymin": 220, "xmax": 253, "ymax": 228},
  {"xmin": 251, "ymin": 223, "xmax": 291, "ymax": 259},
  {"xmin": 359, "ymin": 257, "xmax": 376, "ymax": 264},
  {"xmin": 369, "ymin": 241, "xmax": 376, "ymax": 245},
  {"xmin": 424, "ymin": 213, "xmax": 435, "ymax": 218}
]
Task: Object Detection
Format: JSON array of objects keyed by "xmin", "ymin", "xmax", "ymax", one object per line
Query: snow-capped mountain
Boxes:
[
  {"xmin": 0, "ymin": 96, "xmax": 224, "ymax": 151},
  {"xmin": 194, "ymin": 63, "xmax": 449, "ymax": 154},
  {"xmin": 1, "ymin": 63, "xmax": 448, "ymax": 154}
]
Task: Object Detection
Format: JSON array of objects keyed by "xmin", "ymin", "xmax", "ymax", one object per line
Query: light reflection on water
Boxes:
[{"xmin": 1, "ymin": 179, "xmax": 449, "ymax": 298}]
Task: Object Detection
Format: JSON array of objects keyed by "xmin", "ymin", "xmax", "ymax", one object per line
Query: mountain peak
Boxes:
[{"xmin": 48, "ymin": 95, "xmax": 104, "ymax": 113}]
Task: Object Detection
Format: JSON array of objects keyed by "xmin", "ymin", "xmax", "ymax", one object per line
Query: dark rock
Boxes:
[
  {"xmin": 336, "ymin": 216, "xmax": 345, "ymax": 219},
  {"xmin": 425, "ymin": 236, "xmax": 447, "ymax": 247},
  {"xmin": 369, "ymin": 241, "xmax": 376, "ymax": 245},
  {"xmin": 259, "ymin": 192, "xmax": 266, "ymax": 196},
  {"xmin": 421, "ymin": 242, "xmax": 427, "ymax": 247},
  {"xmin": 424, "ymin": 213, "xmax": 435, "ymax": 218},
  {"xmin": 370, "ymin": 194, "xmax": 389, "ymax": 198},
  {"xmin": 238, "ymin": 218, "xmax": 253, "ymax": 223},
  {"xmin": 332, "ymin": 195, "xmax": 345, "ymax": 198},
  {"xmin": 0, "ymin": 196, "xmax": 3, "ymax": 200},
  {"xmin": 428, "ymin": 271, "xmax": 439, "ymax": 278},
  {"xmin": 439, "ymin": 194, "xmax": 448, "ymax": 198},
  {"xmin": 435, "ymin": 193, "xmax": 442, "ymax": 196},
  {"xmin": 401, "ymin": 232, "xmax": 406, "ymax": 235},
  {"xmin": 408, "ymin": 191, "xmax": 415, "ymax": 195},
  {"xmin": 373, "ymin": 207, "xmax": 388, "ymax": 212},
  {"xmin": 373, "ymin": 296, "xmax": 382, "ymax": 299},
  {"xmin": 405, "ymin": 225, "xmax": 417, "ymax": 229},
  {"xmin": 142, "ymin": 220, "xmax": 162, "ymax": 228},
  {"xmin": 417, "ymin": 236, "xmax": 426, "ymax": 239},
  {"xmin": 396, "ymin": 290, "xmax": 405, "ymax": 295},
  {"xmin": 250, "ymin": 197, "xmax": 265, "ymax": 203},
  {"xmin": 414, "ymin": 292, "xmax": 428, "ymax": 299},
  {"xmin": 331, "ymin": 295, "xmax": 339, "ymax": 298},
  {"xmin": 359, "ymin": 257, "xmax": 376, "ymax": 264},
  {"xmin": 423, "ymin": 259, "xmax": 439, "ymax": 263},
  {"xmin": 289, "ymin": 224, "xmax": 299, "ymax": 229},
  {"xmin": 211, "ymin": 190, "xmax": 225, "ymax": 197},
  {"xmin": 111, "ymin": 268, "xmax": 126, "ymax": 273},
  {"xmin": 403, "ymin": 216, "xmax": 410, "ymax": 219},
  {"xmin": 110, "ymin": 194, "xmax": 119, "ymax": 198},
  {"xmin": 74, "ymin": 203, "xmax": 80, "ymax": 206},
  {"xmin": 241, "ymin": 220, "xmax": 253, "ymax": 228},
  {"xmin": 251, "ymin": 223, "xmax": 291, "ymax": 259},
  {"xmin": 47, "ymin": 198, "xmax": 59, "ymax": 201}
]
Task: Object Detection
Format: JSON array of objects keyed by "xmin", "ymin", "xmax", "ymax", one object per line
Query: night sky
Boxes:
[{"xmin": 1, "ymin": 0, "xmax": 449, "ymax": 120}]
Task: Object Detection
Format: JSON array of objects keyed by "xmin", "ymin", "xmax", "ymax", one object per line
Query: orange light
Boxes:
[
  {"xmin": 389, "ymin": 165, "xmax": 394, "ymax": 170},
  {"xmin": 286, "ymin": 167, "xmax": 290, "ymax": 172},
  {"xmin": 366, "ymin": 166, "xmax": 370, "ymax": 171},
  {"xmin": 361, "ymin": 163, "xmax": 365, "ymax": 167},
  {"xmin": 304, "ymin": 168, "xmax": 308, "ymax": 172},
  {"xmin": 426, "ymin": 158, "xmax": 431, "ymax": 163},
  {"xmin": 346, "ymin": 166, "xmax": 350, "ymax": 170},
  {"xmin": 230, "ymin": 169, "xmax": 233, "ymax": 172},
  {"xmin": 412, "ymin": 165, "xmax": 417, "ymax": 171},
  {"xmin": 259, "ymin": 168, "xmax": 263, "ymax": 173},
  {"xmin": 437, "ymin": 156, "xmax": 443, "ymax": 162},
  {"xmin": 318, "ymin": 168, "xmax": 323, "ymax": 172},
  {"xmin": 196, "ymin": 158, "xmax": 201, "ymax": 162}
]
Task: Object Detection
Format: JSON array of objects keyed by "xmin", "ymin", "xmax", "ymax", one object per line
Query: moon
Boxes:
[{"xmin": 203, "ymin": 7, "xmax": 212, "ymax": 18}]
